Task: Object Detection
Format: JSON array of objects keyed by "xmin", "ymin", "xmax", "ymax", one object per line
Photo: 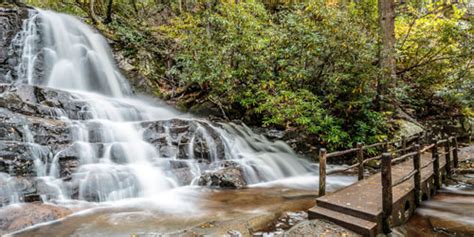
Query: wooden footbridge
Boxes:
[{"xmin": 308, "ymin": 132, "xmax": 472, "ymax": 236}]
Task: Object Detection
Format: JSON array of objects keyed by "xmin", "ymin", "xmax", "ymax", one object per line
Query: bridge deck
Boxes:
[{"xmin": 309, "ymin": 145, "xmax": 473, "ymax": 236}]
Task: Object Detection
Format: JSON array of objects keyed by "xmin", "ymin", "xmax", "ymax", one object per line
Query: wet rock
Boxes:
[
  {"xmin": 284, "ymin": 219, "xmax": 360, "ymax": 237},
  {"xmin": 198, "ymin": 161, "xmax": 246, "ymax": 189},
  {"xmin": 0, "ymin": 203, "xmax": 71, "ymax": 235},
  {"xmin": 0, "ymin": 173, "xmax": 39, "ymax": 206},
  {"xmin": 0, "ymin": 141, "xmax": 51, "ymax": 176},
  {"xmin": 0, "ymin": 108, "xmax": 71, "ymax": 147},
  {"xmin": 0, "ymin": 84, "xmax": 92, "ymax": 120},
  {"xmin": 55, "ymin": 143, "xmax": 105, "ymax": 180},
  {"xmin": 141, "ymin": 119, "xmax": 226, "ymax": 161},
  {"xmin": 0, "ymin": 6, "xmax": 29, "ymax": 83}
]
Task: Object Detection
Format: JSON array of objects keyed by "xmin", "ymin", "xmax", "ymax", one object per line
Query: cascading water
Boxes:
[
  {"xmin": 17, "ymin": 10, "xmax": 130, "ymax": 97},
  {"xmin": 3, "ymin": 9, "xmax": 352, "ymax": 210}
]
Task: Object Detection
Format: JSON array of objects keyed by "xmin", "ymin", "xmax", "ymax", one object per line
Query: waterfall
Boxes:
[
  {"xmin": 17, "ymin": 10, "xmax": 130, "ymax": 97},
  {"xmin": 4, "ymin": 9, "xmax": 336, "ymax": 206}
]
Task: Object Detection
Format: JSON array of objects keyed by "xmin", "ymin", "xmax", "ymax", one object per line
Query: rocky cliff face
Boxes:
[
  {"xmin": 0, "ymin": 83, "xmax": 244, "ymax": 205},
  {"xmin": 0, "ymin": 5, "xmax": 29, "ymax": 83}
]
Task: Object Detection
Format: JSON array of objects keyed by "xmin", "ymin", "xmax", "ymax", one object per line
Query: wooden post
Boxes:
[
  {"xmin": 401, "ymin": 135, "xmax": 407, "ymax": 154},
  {"xmin": 432, "ymin": 140, "xmax": 441, "ymax": 190},
  {"xmin": 413, "ymin": 144, "xmax": 421, "ymax": 206},
  {"xmin": 319, "ymin": 148, "xmax": 327, "ymax": 197},
  {"xmin": 357, "ymin": 142, "xmax": 364, "ymax": 181},
  {"xmin": 416, "ymin": 133, "xmax": 422, "ymax": 145},
  {"xmin": 381, "ymin": 153, "xmax": 393, "ymax": 234},
  {"xmin": 453, "ymin": 136, "xmax": 459, "ymax": 168},
  {"xmin": 384, "ymin": 138, "xmax": 389, "ymax": 152},
  {"xmin": 445, "ymin": 137, "xmax": 452, "ymax": 177}
]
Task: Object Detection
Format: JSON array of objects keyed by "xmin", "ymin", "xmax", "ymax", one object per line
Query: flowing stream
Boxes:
[{"xmin": 0, "ymin": 9, "xmax": 357, "ymax": 235}]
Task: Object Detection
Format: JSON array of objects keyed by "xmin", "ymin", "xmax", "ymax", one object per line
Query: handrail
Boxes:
[
  {"xmin": 365, "ymin": 142, "xmax": 385, "ymax": 149},
  {"xmin": 316, "ymin": 132, "xmax": 468, "ymax": 205},
  {"xmin": 420, "ymin": 143, "xmax": 435, "ymax": 153},
  {"xmin": 420, "ymin": 159, "xmax": 435, "ymax": 169},
  {"xmin": 316, "ymin": 131, "xmax": 469, "ymax": 234},
  {"xmin": 326, "ymin": 147, "xmax": 359, "ymax": 158},
  {"xmin": 392, "ymin": 170, "xmax": 417, "ymax": 187},
  {"xmin": 327, "ymin": 163, "xmax": 358, "ymax": 175},
  {"xmin": 363, "ymin": 154, "xmax": 383, "ymax": 164},
  {"xmin": 391, "ymin": 151, "xmax": 417, "ymax": 163}
]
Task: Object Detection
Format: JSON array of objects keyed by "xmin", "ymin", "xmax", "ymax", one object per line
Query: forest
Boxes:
[
  {"xmin": 0, "ymin": 0, "xmax": 473, "ymax": 236},
  {"xmin": 23, "ymin": 0, "xmax": 472, "ymax": 150}
]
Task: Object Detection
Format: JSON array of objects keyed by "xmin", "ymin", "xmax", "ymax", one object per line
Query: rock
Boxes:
[
  {"xmin": 0, "ymin": 173, "xmax": 40, "ymax": 206},
  {"xmin": 140, "ymin": 119, "xmax": 226, "ymax": 161},
  {"xmin": 0, "ymin": 6, "xmax": 29, "ymax": 83},
  {"xmin": 284, "ymin": 219, "xmax": 361, "ymax": 237},
  {"xmin": 0, "ymin": 108, "xmax": 71, "ymax": 147},
  {"xmin": 0, "ymin": 141, "xmax": 51, "ymax": 176},
  {"xmin": 0, "ymin": 84, "xmax": 92, "ymax": 120},
  {"xmin": 395, "ymin": 119, "xmax": 424, "ymax": 142},
  {"xmin": 198, "ymin": 161, "xmax": 246, "ymax": 189},
  {"xmin": 0, "ymin": 203, "xmax": 71, "ymax": 235}
]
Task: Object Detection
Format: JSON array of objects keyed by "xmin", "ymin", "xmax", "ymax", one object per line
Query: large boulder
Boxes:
[
  {"xmin": 198, "ymin": 161, "xmax": 247, "ymax": 189},
  {"xmin": 0, "ymin": 203, "xmax": 71, "ymax": 235}
]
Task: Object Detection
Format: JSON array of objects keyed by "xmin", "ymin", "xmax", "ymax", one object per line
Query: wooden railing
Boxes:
[
  {"xmin": 318, "ymin": 132, "xmax": 424, "ymax": 196},
  {"xmin": 380, "ymin": 137, "xmax": 458, "ymax": 233},
  {"xmin": 316, "ymin": 131, "xmax": 470, "ymax": 233}
]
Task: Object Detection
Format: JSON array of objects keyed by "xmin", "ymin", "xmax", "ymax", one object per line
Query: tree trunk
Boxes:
[
  {"xmin": 104, "ymin": 0, "xmax": 114, "ymax": 24},
  {"xmin": 130, "ymin": 0, "xmax": 138, "ymax": 13},
  {"xmin": 376, "ymin": 0, "xmax": 396, "ymax": 110},
  {"xmin": 89, "ymin": 0, "xmax": 100, "ymax": 24}
]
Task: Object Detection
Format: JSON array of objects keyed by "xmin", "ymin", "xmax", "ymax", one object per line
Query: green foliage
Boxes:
[
  {"xmin": 24, "ymin": 0, "xmax": 472, "ymax": 150},
  {"xmin": 161, "ymin": 0, "xmax": 387, "ymax": 150},
  {"xmin": 395, "ymin": 2, "xmax": 473, "ymax": 117}
]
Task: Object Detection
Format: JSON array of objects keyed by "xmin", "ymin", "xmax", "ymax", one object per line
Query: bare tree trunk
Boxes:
[
  {"xmin": 376, "ymin": 0, "xmax": 396, "ymax": 110},
  {"xmin": 104, "ymin": 0, "xmax": 114, "ymax": 23},
  {"xmin": 89, "ymin": 0, "xmax": 100, "ymax": 24},
  {"xmin": 130, "ymin": 0, "xmax": 138, "ymax": 13}
]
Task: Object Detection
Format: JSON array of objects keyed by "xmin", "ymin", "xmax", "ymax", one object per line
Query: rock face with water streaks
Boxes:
[
  {"xmin": 0, "ymin": 83, "xmax": 237, "ymax": 205},
  {"xmin": 0, "ymin": 5, "xmax": 29, "ymax": 83}
]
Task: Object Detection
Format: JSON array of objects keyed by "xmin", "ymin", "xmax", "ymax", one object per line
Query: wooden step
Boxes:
[
  {"xmin": 316, "ymin": 198, "xmax": 380, "ymax": 222},
  {"xmin": 308, "ymin": 206, "xmax": 377, "ymax": 237}
]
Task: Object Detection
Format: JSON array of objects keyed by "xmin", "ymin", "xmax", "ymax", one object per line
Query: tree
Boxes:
[
  {"xmin": 376, "ymin": 0, "xmax": 396, "ymax": 110},
  {"xmin": 104, "ymin": 0, "xmax": 113, "ymax": 23}
]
